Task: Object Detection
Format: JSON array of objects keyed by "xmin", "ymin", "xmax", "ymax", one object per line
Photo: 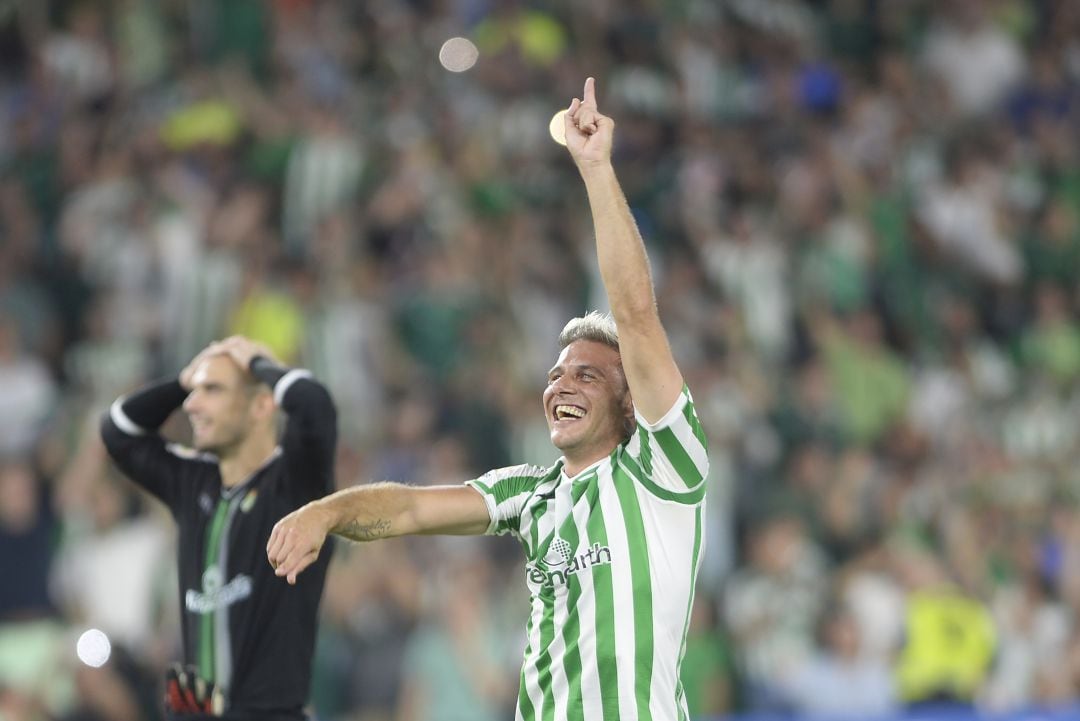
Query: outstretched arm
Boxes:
[
  {"xmin": 266, "ymin": 483, "xmax": 489, "ymax": 584},
  {"xmin": 564, "ymin": 78, "xmax": 683, "ymax": 423}
]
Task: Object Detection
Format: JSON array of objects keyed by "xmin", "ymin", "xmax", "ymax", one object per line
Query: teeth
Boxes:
[{"xmin": 555, "ymin": 405, "xmax": 585, "ymax": 420}]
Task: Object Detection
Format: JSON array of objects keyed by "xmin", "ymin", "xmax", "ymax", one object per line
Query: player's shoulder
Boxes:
[{"xmin": 480, "ymin": 462, "xmax": 557, "ymax": 483}]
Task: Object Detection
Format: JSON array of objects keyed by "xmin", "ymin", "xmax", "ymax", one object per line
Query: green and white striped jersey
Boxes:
[{"xmin": 467, "ymin": 385, "xmax": 708, "ymax": 721}]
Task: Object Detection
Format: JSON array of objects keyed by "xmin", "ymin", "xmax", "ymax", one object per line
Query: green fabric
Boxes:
[
  {"xmin": 199, "ymin": 499, "xmax": 231, "ymax": 681},
  {"xmin": 797, "ymin": 232, "xmax": 868, "ymax": 314},
  {"xmin": 473, "ymin": 10, "xmax": 567, "ymax": 67},
  {"xmin": 1022, "ymin": 321, "xmax": 1080, "ymax": 382},
  {"xmin": 680, "ymin": 629, "xmax": 732, "ymax": 719},
  {"xmin": 822, "ymin": 329, "xmax": 911, "ymax": 445},
  {"xmin": 872, "ymin": 193, "xmax": 936, "ymax": 346},
  {"xmin": 613, "ymin": 473, "xmax": 655, "ymax": 719},
  {"xmin": 470, "ymin": 180, "xmax": 518, "ymax": 217},
  {"xmin": 1021, "ymin": 229, "xmax": 1080, "ymax": 290},
  {"xmin": 206, "ymin": 0, "xmax": 270, "ymax": 76},
  {"xmin": 395, "ymin": 291, "xmax": 478, "ymax": 379},
  {"xmin": 0, "ymin": 620, "xmax": 76, "ymax": 713},
  {"xmin": 4, "ymin": 149, "xmax": 59, "ymax": 220},
  {"xmin": 246, "ymin": 136, "xmax": 296, "ymax": 183},
  {"xmin": 823, "ymin": 12, "xmax": 878, "ymax": 63}
]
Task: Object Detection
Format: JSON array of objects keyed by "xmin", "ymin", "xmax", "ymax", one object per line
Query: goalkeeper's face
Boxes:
[{"xmin": 182, "ymin": 355, "xmax": 267, "ymax": 455}]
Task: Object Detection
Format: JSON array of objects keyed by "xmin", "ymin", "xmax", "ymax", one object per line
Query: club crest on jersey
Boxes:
[
  {"xmin": 528, "ymin": 537, "xmax": 612, "ymax": 589},
  {"xmin": 241, "ymin": 489, "xmax": 258, "ymax": 513}
]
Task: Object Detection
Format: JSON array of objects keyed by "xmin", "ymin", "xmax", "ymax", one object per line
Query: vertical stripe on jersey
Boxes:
[
  {"xmin": 550, "ymin": 476, "xmax": 593, "ymax": 721},
  {"xmin": 526, "ymin": 493, "xmax": 551, "ymax": 561},
  {"xmin": 599, "ymin": 468, "xmax": 638, "ymax": 721},
  {"xmin": 578, "ymin": 477, "xmax": 611, "ymax": 721},
  {"xmin": 518, "ymin": 599, "xmax": 539, "ymax": 721},
  {"xmin": 521, "ymin": 490, "xmax": 559, "ymax": 721},
  {"xmin": 675, "ymin": 503, "xmax": 704, "ymax": 721},
  {"xmin": 213, "ymin": 494, "xmax": 245, "ymax": 692},
  {"xmin": 199, "ymin": 499, "xmax": 230, "ymax": 680},
  {"xmin": 638, "ymin": 427, "xmax": 654, "ymax": 476},
  {"xmin": 537, "ymin": 587, "xmax": 556, "ymax": 721},
  {"xmin": 586, "ymin": 496, "xmax": 618, "ymax": 721},
  {"xmin": 516, "ymin": 472, "xmax": 559, "ymax": 559},
  {"xmin": 682, "ymin": 401, "xmax": 707, "ymax": 450},
  {"xmin": 614, "ymin": 475, "xmax": 654, "ymax": 719}
]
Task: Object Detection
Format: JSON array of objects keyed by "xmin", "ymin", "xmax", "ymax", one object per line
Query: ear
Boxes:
[
  {"xmin": 621, "ymin": 390, "xmax": 636, "ymax": 439},
  {"xmin": 251, "ymin": 388, "xmax": 276, "ymax": 422}
]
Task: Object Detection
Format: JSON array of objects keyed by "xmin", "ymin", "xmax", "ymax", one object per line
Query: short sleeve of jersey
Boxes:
[
  {"xmin": 621, "ymin": 384, "xmax": 708, "ymax": 504},
  {"xmin": 465, "ymin": 464, "xmax": 552, "ymax": 537}
]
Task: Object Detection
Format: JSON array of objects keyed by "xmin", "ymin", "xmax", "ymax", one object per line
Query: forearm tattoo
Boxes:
[{"xmin": 338, "ymin": 518, "xmax": 392, "ymax": 541}]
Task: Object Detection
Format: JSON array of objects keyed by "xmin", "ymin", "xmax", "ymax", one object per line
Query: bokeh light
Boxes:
[
  {"xmin": 76, "ymin": 628, "xmax": 112, "ymax": 668},
  {"xmin": 438, "ymin": 37, "xmax": 479, "ymax": 73},
  {"xmin": 549, "ymin": 109, "xmax": 567, "ymax": 146}
]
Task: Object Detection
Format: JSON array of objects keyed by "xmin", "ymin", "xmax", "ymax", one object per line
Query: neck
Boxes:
[
  {"xmin": 562, "ymin": 448, "xmax": 613, "ymax": 478},
  {"xmin": 218, "ymin": 433, "xmax": 278, "ymax": 488}
]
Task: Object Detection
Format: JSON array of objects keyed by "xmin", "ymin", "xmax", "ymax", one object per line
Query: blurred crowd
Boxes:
[{"xmin": 1, "ymin": 0, "xmax": 1079, "ymax": 720}]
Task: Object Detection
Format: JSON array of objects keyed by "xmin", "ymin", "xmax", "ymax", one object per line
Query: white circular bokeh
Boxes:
[
  {"xmin": 549, "ymin": 109, "xmax": 568, "ymax": 146},
  {"xmin": 76, "ymin": 628, "xmax": 112, "ymax": 668},
  {"xmin": 439, "ymin": 37, "xmax": 479, "ymax": 73}
]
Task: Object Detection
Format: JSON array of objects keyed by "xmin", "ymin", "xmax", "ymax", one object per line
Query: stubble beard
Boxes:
[{"xmin": 193, "ymin": 424, "xmax": 246, "ymax": 457}]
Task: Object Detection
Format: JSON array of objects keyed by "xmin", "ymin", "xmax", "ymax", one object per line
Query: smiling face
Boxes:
[
  {"xmin": 182, "ymin": 355, "xmax": 269, "ymax": 456},
  {"xmin": 543, "ymin": 340, "xmax": 633, "ymax": 471}
]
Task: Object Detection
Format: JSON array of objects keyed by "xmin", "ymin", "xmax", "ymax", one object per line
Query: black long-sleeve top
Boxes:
[{"xmin": 101, "ymin": 358, "xmax": 336, "ymax": 721}]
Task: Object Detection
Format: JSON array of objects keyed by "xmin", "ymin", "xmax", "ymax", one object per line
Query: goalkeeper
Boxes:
[{"xmin": 101, "ymin": 335, "xmax": 337, "ymax": 720}]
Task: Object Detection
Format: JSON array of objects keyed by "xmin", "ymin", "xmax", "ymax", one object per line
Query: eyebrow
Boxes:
[{"xmin": 547, "ymin": 363, "xmax": 607, "ymax": 379}]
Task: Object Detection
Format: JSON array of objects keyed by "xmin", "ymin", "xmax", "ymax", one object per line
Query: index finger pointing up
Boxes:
[{"xmin": 583, "ymin": 77, "xmax": 597, "ymax": 108}]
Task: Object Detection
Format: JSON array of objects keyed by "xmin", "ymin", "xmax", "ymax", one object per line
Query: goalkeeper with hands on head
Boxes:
[
  {"xmin": 269, "ymin": 78, "xmax": 709, "ymax": 721},
  {"xmin": 101, "ymin": 335, "xmax": 337, "ymax": 720}
]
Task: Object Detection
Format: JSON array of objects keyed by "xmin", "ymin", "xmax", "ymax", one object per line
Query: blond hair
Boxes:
[
  {"xmin": 557, "ymin": 311, "xmax": 635, "ymax": 442},
  {"xmin": 558, "ymin": 310, "xmax": 620, "ymax": 352}
]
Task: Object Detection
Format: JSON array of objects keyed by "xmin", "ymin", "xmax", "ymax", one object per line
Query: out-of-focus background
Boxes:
[{"xmin": 0, "ymin": 0, "xmax": 1079, "ymax": 720}]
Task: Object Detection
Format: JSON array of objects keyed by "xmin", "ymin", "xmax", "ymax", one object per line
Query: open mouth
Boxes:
[{"xmin": 553, "ymin": 404, "xmax": 586, "ymax": 422}]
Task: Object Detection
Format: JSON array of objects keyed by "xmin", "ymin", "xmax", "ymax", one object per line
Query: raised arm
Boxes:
[
  {"xmin": 216, "ymin": 335, "xmax": 338, "ymax": 500},
  {"xmin": 266, "ymin": 483, "xmax": 489, "ymax": 584},
  {"xmin": 564, "ymin": 78, "xmax": 683, "ymax": 423},
  {"xmin": 99, "ymin": 342, "xmax": 226, "ymax": 506}
]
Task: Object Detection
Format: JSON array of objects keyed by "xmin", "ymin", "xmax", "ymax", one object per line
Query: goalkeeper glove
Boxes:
[{"xmin": 164, "ymin": 663, "xmax": 225, "ymax": 716}]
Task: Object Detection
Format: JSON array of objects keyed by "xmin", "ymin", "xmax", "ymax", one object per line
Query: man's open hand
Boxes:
[
  {"xmin": 179, "ymin": 342, "xmax": 225, "ymax": 390},
  {"xmin": 217, "ymin": 335, "xmax": 277, "ymax": 373},
  {"xmin": 267, "ymin": 502, "xmax": 334, "ymax": 585}
]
